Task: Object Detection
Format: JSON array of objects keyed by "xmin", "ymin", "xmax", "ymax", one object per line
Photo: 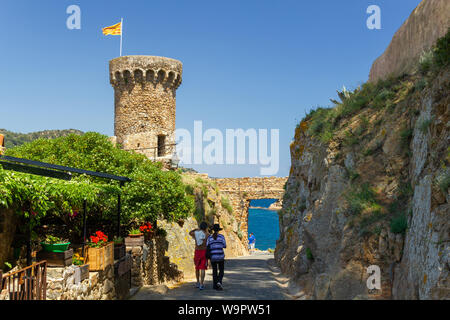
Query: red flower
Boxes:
[{"xmin": 138, "ymin": 223, "xmax": 153, "ymax": 234}]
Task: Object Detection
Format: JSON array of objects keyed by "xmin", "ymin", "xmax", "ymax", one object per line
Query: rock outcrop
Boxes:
[
  {"xmin": 369, "ymin": 0, "xmax": 449, "ymax": 82},
  {"xmin": 276, "ymin": 25, "xmax": 449, "ymax": 299}
]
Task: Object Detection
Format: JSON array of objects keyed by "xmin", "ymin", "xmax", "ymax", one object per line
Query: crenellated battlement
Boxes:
[
  {"xmin": 110, "ymin": 55, "xmax": 182, "ymax": 89},
  {"xmin": 110, "ymin": 55, "xmax": 182, "ymax": 165}
]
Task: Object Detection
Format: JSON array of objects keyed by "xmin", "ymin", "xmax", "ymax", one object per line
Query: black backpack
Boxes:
[{"xmin": 205, "ymin": 237, "xmax": 212, "ymax": 259}]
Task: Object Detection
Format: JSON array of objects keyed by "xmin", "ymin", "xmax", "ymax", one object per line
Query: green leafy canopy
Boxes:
[{"xmin": 2, "ymin": 132, "xmax": 194, "ymax": 226}]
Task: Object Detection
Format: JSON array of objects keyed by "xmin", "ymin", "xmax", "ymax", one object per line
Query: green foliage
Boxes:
[
  {"xmin": 400, "ymin": 127, "xmax": 413, "ymax": 151},
  {"xmin": 433, "ymin": 28, "xmax": 450, "ymax": 68},
  {"xmin": 359, "ymin": 210, "xmax": 384, "ymax": 236},
  {"xmin": 0, "ymin": 128, "xmax": 83, "ymax": 149},
  {"xmin": 123, "ymin": 167, "xmax": 193, "ymax": 223},
  {"xmin": 342, "ymin": 131, "xmax": 359, "ymax": 147},
  {"xmin": 362, "ymin": 147, "xmax": 374, "ymax": 156},
  {"xmin": 193, "ymin": 206, "xmax": 205, "ymax": 224},
  {"xmin": 207, "ymin": 208, "xmax": 217, "ymax": 217},
  {"xmin": 436, "ymin": 171, "xmax": 450, "ymax": 194},
  {"xmin": 390, "ymin": 213, "xmax": 408, "ymax": 234},
  {"xmin": 345, "ymin": 168, "xmax": 360, "ymax": 182},
  {"xmin": 3, "ymin": 132, "xmax": 194, "ymax": 227},
  {"xmin": 113, "ymin": 236, "xmax": 124, "ymax": 244},
  {"xmin": 306, "ymin": 107, "xmax": 336, "ymax": 140},
  {"xmin": 221, "ymin": 197, "xmax": 233, "ymax": 214},
  {"xmin": 128, "ymin": 227, "xmax": 141, "ymax": 235},
  {"xmin": 418, "ymin": 50, "xmax": 434, "ymax": 75},
  {"xmin": 398, "ymin": 181, "xmax": 413, "ymax": 199},
  {"xmin": 156, "ymin": 227, "xmax": 167, "ymax": 238},
  {"xmin": 346, "ymin": 183, "xmax": 378, "ymax": 216},
  {"xmin": 195, "ymin": 177, "xmax": 205, "ymax": 184},
  {"xmin": 3, "ymin": 262, "xmax": 12, "ymax": 271},
  {"xmin": 185, "ymin": 184, "xmax": 195, "ymax": 195},
  {"xmin": 419, "ymin": 119, "xmax": 432, "ymax": 134},
  {"xmin": 201, "ymin": 185, "xmax": 209, "ymax": 198},
  {"xmin": 414, "ymin": 78, "xmax": 427, "ymax": 92},
  {"xmin": 417, "ymin": 29, "xmax": 450, "ymax": 75},
  {"xmin": 299, "ymin": 30, "xmax": 450, "ymax": 148},
  {"xmin": 371, "ymin": 89, "xmax": 395, "ymax": 109},
  {"xmin": 43, "ymin": 235, "xmax": 64, "ymax": 244},
  {"xmin": 305, "ymin": 247, "xmax": 314, "ymax": 261}
]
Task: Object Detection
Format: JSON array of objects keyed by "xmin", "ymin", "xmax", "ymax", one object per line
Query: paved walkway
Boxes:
[{"xmin": 132, "ymin": 252, "xmax": 304, "ymax": 300}]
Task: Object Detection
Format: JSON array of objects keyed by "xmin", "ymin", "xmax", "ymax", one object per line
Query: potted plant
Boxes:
[
  {"xmin": 72, "ymin": 253, "xmax": 89, "ymax": 283},
  {"xmin": 40, "ymin": 235, "xmax": 70, "ymax": 252},
  {"xmin": 125, "ymin": 227, "xmax": 144, "ymax": 247},
  {"xmin": 140, "ymin": 222, "xmax": 153, "ymax": 240},
  {"xmin": 128, "ymin": 227, "xmax": 143, "ymax": 238},
  {"xmin": 37, "ymin": 235, "xmax": 73, "ymax": 266},
  {"xmin": 84, "ymin": 230, "xmax": 113, "ymax": 271},
  {"xmin": 113, "ymin": 236, "xmax": 125, "ymax": 260}
]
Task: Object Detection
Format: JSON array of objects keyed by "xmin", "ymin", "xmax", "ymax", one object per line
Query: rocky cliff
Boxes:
[
  {"xmin": 369, "ymin": 0, "xmax": 449, "ymax": 82},
  {"xmin": 275, "ymin": 29, "xmax": 449, "ymax": 299}
]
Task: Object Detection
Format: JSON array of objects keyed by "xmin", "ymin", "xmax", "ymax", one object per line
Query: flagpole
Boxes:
[{"xmin": 120, "ymin": 18, "xmax": 123, "ymax": 56}]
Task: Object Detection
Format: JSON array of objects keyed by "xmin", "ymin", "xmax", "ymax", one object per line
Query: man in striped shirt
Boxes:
[{"xmin": 206, "ymin": 224, "xmax": 227, "ymax": 290}]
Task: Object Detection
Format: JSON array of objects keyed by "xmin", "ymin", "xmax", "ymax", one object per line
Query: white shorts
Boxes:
[{"xmin": 249, "ymin": 243, "xmax": 255, "ymax": 250}]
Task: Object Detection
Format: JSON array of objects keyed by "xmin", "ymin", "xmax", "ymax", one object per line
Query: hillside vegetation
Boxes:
[
  {"xmin": 276, "ymin": 29, "xmax": 449, "ymax": 300},
  {"xmin": 0, "ymin": 129, "xmax": 83, "ymax": 149}
]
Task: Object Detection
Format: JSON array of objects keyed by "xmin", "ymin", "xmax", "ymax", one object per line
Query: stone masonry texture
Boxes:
[
  {"xmin": 368, "ymin": 0, "xmax": 450, "ymax": 82},
  {"xmin": 110, "ymin": 55, "xmax": 182, "ymax": 160}
]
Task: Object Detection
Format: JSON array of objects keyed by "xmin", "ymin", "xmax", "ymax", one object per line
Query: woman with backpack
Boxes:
[{"xmin": 206, "ymin": 224, "xmax": 227, "ymax": 290}]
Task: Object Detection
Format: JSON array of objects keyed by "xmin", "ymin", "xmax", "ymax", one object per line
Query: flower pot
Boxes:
[
  {"xmin": 128, "ymin": 233, "xmax": 143, "ymax": 238},
  {"xmin": 40, "ymin": 242, "xmax": 71, "ymax": 252},
  {"xmin": 125, "ymin": 235, "xmax": 144, "ymax": 247},
  {"xmin": 36, "ymin": 248, "xmax": 73, "ymax": 267},
  {"xmin": 85, "ymin": 242, "xmax": 114, "ymax": 271}
]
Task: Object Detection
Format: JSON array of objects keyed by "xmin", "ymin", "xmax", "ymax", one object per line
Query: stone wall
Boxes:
[
  {"xmin": 46, "ymin": 264, "xmax": 115, "ymax": 300},
  {"xmin": 213, "ymin": 177, "xmax": 287, "ymax": 242},
  {"xmin": 45, "ymin": 254, "xmax": 131, "ymax": 300},
  {"xmin": 0, "ymin": 257, "xmax": 131, "ymax": 300},
  {"xmin": 129, "ymin": 236, "xmax": 184, "ymax": 287},
  {"xmin": 369, "ymin": 0, "xmax": 450, "ymax": 82},
  {"xmin": 110, "ymin": 55, "xmax": 182, "ymax": 161}
]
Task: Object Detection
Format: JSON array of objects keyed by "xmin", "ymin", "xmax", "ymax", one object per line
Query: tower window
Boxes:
[{"xmin": 157, "ymin": 135, "xmax": 166, "ymax": 157}]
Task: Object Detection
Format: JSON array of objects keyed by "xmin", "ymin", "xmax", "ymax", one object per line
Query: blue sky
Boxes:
[{"xmin": 0, "ymin": 0, "xmax": 422, "ymax": 177}]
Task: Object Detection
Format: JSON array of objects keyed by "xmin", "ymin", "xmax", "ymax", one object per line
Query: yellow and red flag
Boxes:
[{"xmin": 102, "ymin": 22, "xmax": 122, "ymax": 36}]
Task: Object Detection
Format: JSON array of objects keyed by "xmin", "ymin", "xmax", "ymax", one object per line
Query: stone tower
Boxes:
[{"xmin": 109, "ymin": 55, "xmax": 182, "ymax": 161}]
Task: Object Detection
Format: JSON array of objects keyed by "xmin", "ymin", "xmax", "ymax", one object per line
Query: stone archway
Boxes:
[{"xmin": 213, "ymin": 177, "xmax": 287, "ymax": 245}]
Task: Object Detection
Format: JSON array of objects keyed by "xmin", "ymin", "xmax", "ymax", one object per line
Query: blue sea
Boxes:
[{"xmin": 248, "ymin": 199, "xmax": 280, "ymax": 251}]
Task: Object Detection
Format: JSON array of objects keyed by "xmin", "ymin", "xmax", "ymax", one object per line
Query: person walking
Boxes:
[
  {"xmin": 189, "ymin": 222, "xmax": 209, "ymax": 290},
  {"xmin": 248, "ymin": 232, "xmax": 256, "ymax": 252},
  {"xmin": 206, "ymin": 224, "xmax": 226, "ymax": 290}
]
